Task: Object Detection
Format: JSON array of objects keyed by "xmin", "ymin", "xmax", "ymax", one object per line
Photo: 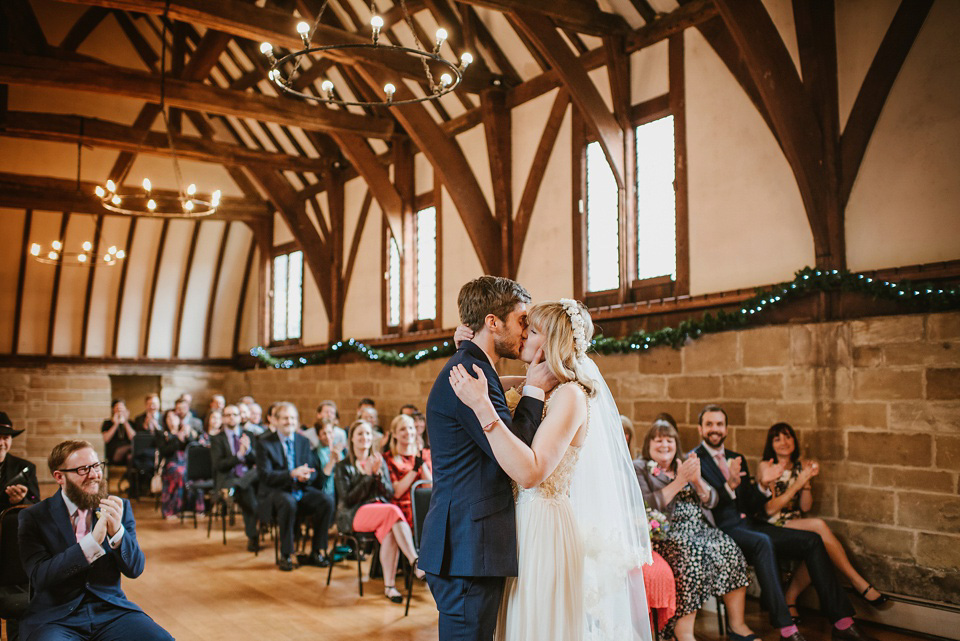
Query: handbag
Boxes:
[{"xmin": 150, "ymin": 451, "xmax": 162, "ymax": 494}]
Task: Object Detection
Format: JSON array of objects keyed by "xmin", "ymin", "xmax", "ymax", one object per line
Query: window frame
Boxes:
[
  {"xmin": 268, "ymin": 242, "xmax": 304, "ymax": 347},
  {"xmin": 410, "ymin": 189, "xmax": 441, "ymax": 331}
]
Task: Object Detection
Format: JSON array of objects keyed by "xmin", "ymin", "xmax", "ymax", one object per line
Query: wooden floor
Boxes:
[{"xmin": 110, "ymin": 503, "xmax": 917, "ymax": 641}]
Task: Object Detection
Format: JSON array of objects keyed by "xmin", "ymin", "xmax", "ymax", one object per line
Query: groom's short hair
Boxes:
[{"xmin": 458, "ymin": 276, "xmax": 531, "ymax": 332}]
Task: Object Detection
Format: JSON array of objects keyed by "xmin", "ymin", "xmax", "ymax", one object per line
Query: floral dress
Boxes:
[
  {"xmin": 654, "ymin": 485, "xmax": 749, "ymax": 637},
  {"xmin": 767, "ymin": 461, "xmax": 804, "ymax": 526}
]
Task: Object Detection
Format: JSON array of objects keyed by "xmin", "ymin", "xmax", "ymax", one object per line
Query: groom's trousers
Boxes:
[{"xmin": 425, "ymin": 573, "xmax": 504, "ymax": 641}]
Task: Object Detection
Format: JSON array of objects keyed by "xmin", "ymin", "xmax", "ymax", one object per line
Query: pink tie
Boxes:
[
  {"xmin": 715, "ymin": 453, "xmax": 731, "ymax": 481},
  {"xmin": 74, "ymin": 509, "xmax": 89, "ymax": 541}
]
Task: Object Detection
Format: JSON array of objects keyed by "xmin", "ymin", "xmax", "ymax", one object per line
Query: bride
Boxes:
[{"xmin": 449, "ymin": 299, "xmax": 653, "ymax": 641}]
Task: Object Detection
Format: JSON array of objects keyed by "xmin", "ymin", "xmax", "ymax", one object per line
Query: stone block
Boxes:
[
  {"xmin": 783, "ymin": 371, "xmax": 815, "ymax": 401},
  {"xmin": 935, "ymin": 435, "xmax": 960, "ymax": 470},
  {"xmin": 926, "ymin": 368, "xmax": 960, "ymax": 400},
  {"xmin": 817, "ymin": 461, "xmax": 872, "ymax": 486},
  {"xmin": 853, "ymin": 369, "xmax": 922, "ymax": 400},
  {"xmin": 593, "ymin": 352, "xmax": 640, "ymax": 374},
  {"xmin": 898, "ymin": 492, "xmax": 960, "ymax": 532},
  {"xmin": 682, "ymin": 331, "xmax": 739, "ymax": 373},
  {"xmin": 635, "ymin": 347, "xmax": 683, "ymax": 375},
  {"xmin": 0, "ymin": 371, "xmax": 29, "ymax": 388},
  {"xmin": 666, "ymin": 376, "xmax": 721, "ymax": 399},
  {"xmin": 850, "ymin": 315, "xmax": 924, "ymax": 346},
  {"xmin": 677, "ymin": 426, "xmax": 701, "ymax": 452},
  {"xmin": 684, "ymin": 401, "xmax": 745, "ymax": 427},
  {"xmin": 817, "ymin": 402, "xmax": 887, "ymax": 429},
  {"xmin": 29, "ymin": 377, "xmax": 70, "ymax": 390},
  {"xmin": 798, "ymin": 428, "xmax": 844, "ymax": 461},
  {"xmin": 619, "ymin": 376, "xmax": 667, "ymax": 399},
  {"xmin": 629, "ymin": 401, "xmax": 687, "ymax": 426},
  {"xmin": 852, "ymin": 346, "xmax": 883, "ymax": 368},
  {"xmin": 915, "ymin": 532, "xmax": 960, "ymax": 571},
  {"xmin": 836, "ymin": 485, "xmax": 895, "ymax": 524},
  {"xmin": 831, "ymin": 521, "xmax": 915, "ymax": 561},
  {"xmin": 847, "ymin": 431, "xmax": 932, "ymax": 467},
  {"xmin": 731, "ymin": 427, "xmax": 767, "ymax": 456},
  {"xmin": 926, "ymin": 313, "xmax": 960, "ymax": 341},
  {"xmin": 889, "ymin": 401, "xmax": 960, "ymax": 433},
  {"xmin": 791, "ymin": 323, "xmax": 852, "ymax": 368},
  {"xmin": 745, "ymin": 401, "xmax": 814, "ymax": 428},
  {"xmin": 740, "ymin": 326, "xmax": 791, "ymax": 368},
  {"xmin": 722, "ymin": 373, "xmax": 784, "ymax": 399},
  {"xmin": 870, "ymin": 466, "xmax": 955, "ymax": 493},
  {"xmin": 884, "ymin": 341, "xmax": 958, "ymax": 367},
  {"xmin": 810, "ymin": 483, "xmax": 837, "ymax": 517},
  {"xmin": 44, "ymin": 390, "xmax": 88, "ymax": 402}
]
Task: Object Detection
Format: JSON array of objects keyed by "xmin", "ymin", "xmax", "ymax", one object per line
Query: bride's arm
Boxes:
[
  {"xmin": 450, "ymin": 364, "xmax": 585, "ymax": 489},
  {"xmin": 499, "ymin": 375, "xmax": 526, "ymax": 389}
]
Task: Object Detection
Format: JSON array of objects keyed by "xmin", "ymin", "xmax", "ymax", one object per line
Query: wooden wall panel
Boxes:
[
  {"xmin": 177, "ymin": 220, "xmax": 226, "ymax": 358},
  {"xmin": 0, "ymin": 209, "xmax": 26, "ymax": 353},
  {"xmin": 207, "ymin": 223, "xmax": 253, "ymax": 358},
  {"xmin": 51, "ymin": 214, "xmax": 96, "ymax": 355},
  {"xmin": 114, "ymin": 217, "xmax": 163, "ymax": 357},
  {"xmin": 146, "ymin": 220, "xmax": 193, "ymax": 358},
  {"xmin": 84, "ymin": 216, "xmax": 130, "ymax": 356},
  {"xmin": 17, "ymin": 210, "xmax": 61, "ymax": 354}
]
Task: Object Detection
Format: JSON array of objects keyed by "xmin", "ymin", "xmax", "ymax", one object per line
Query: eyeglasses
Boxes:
[{"xmin": 58, "ymin": 461, "xmax": 105, "ymax": 476}]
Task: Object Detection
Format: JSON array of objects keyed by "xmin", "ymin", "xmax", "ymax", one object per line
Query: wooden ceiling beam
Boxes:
[
  {"xmin": 456, "ymin": 0, "xmax": 629, "ymax": 37},
  {"xmin": 60, "ymin": 7, "xmax": 110, "ymax": 51},
  {"xmin": 480, "ymin": 89, "xmax": 513, "ymax": 276},
  {"xmin": 1, "ymin": 111, "xmax": 333, "ymax": 173},
  {"xmin": 0, "ymin": 52, "xmax": 395, "ymax": 138},
  {"xmin": 0, "ymin": 172, "xmax": 269, "ymax": 221}
]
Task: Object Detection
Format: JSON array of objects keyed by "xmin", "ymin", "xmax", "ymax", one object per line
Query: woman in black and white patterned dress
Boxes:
[{"xmin": 634, "ymin": 419, "xmax": 752, "ymax": 641}]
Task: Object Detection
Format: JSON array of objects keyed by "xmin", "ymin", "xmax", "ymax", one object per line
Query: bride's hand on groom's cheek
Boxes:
[{"xmin": 526, "ymin": 348, "xmax": 558, "ymax": 393}]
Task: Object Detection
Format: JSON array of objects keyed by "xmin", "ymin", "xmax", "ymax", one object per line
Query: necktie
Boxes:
[
  {"xmin": 715, "ymin": 452, "xmax": 731, "ymax": 481},
  {"xmin": 74, "ymin": 508, "xmax": 89, "ymax": 542},
  {"xmin": 285, "ymin": 438, "xmax": 302, "ymax": 501},
  {"xmin": 231, "ymin": 431, "xmax": 247, "ymax": 477}
]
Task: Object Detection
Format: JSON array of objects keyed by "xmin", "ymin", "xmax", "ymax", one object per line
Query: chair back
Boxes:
[
  {"xmin": 0, "ymin": 505, "xmax": 29, "ymax": 587},
  {"xmin": 131, "ymin": 431, "xmax": 158, "ymax": 458},
  {"xmin": 410, "ymin": 480, "xmax": 432, "ymax": 551},
  {"xmin": 185, "ymin": 444, "xmax": 213, "ymax": 483}
]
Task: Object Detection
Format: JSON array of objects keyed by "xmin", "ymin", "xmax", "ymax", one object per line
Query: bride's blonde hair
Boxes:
[{"xmin": 528, "ymin": 300, "xmax": 596, "ymax": 396}]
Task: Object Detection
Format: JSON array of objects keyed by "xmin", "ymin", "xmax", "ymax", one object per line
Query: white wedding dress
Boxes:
[{"xmin": 496, "ymin": 363, "xmax": 654, "ymax": 641}]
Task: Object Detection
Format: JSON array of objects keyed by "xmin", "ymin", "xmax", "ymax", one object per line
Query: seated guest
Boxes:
[
  {"xmin": 314, "ymin": 419, "xmax": 341, "ymax": 498},
  {"xmin": 385, "ymin": 414, "xmax": 432, "ymax": 527},
  {"xmin": 198, "ymin": 409, "xmax": 222, "ymax": 447},
  {"xmin": 158, "ymin": 409, "xmax": 198, "ymax": 519},
  {"xmin": 634, "ymin": 419, "xmax": 753, "ymax": 641},
  {"xmin": 237, "ymin": 402, "xmax": 263, "ymax": 436},
  {"xmin": 334, "ymin": 420, "xmax": 423, "ymax": 604},
  {"xmin": 257, "ymin": 402, "xmax": 334, "ymax": 571},
  {"xmin": 759, "ymin": 423, "xmax": 886, "ymax": 618},
  {"xmin": 248, "ymin": 403, "xmax": 264, "ymax": 430},
  {"xmin": 174, "ymin": 396, "xmax": 202, "ymax": 434},
  {"xmin": 132, "ymin": 394, "xmax": 162, "ymax": 433},
  {"xmin": 399, "ymin": 404, "xmax": 418, "ymax": 416},
  {"xmin": 206, "ymin": 394, "xmax": 226, "ymax": 421},
  {"xmin": 100, "ymin": 399, "xmax": 136, "ymax": 465},
  {"xmin": 240, "ymin": 395, "xmax": 256, "ymax": 406},
  {"xmin": 211, "ymin": 405, "xmax": 260, "ymax": 552},
  {"xmin": 302, "ymin": 402, "xmax": 348, "ymax": 449},
  {"xmin": 694, "ymin": 404, "xmax": 875, "ymax": 641},
  {"xmin": 1, "ymin": 412, "xmax": 40, "ymax": 512},
  {"xmin": 17, "ymin": 439, "xmax": 172, "ymax": 641},
  {"xmin": 412, "ymin": 411, "xmax": 429, "ymax": 452}
]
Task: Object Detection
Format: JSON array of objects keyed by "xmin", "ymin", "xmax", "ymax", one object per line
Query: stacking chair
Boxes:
[
  {"xmin": 129, "ymin": 431, "xmax": 158, "ymax": 500},
  {"xmin": 326, "ymin": 527, "xmax": 378, "ymax": 596},
  {"xmin": 181, "ymin": 444, "xmax": 215, "ymax": 528},
  {"xmin": 405, "ymin": 480, "xmax": 433, "ymax": 616},
  {"xmin": 0, "ymin": 505, "xmax": 30, "ymax": 641}
]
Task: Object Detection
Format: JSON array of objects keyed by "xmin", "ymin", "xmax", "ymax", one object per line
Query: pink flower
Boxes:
[
  {"xmin": 650, "ymin": 520, "xmax": 660, "ymax": 529},
  {"xmin": 651, "ymin": 467, "xmax": 661, "ymax": 477}
]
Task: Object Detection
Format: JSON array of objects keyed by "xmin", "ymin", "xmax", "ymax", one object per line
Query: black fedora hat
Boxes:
[{"xmin": 0, "ymin": 412, "xmax": 24, "ymax": 437}]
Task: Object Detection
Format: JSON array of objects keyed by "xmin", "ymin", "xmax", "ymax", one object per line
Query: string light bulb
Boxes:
[{"xmin": 440, "ymin": 73, "xmax": 452, "ymax": 88}]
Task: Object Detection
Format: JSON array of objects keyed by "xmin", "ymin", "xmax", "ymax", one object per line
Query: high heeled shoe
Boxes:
[
  {"xmin": 787, "ymin": 603, "xmax": 801, "ymax": 624},
  {"xmin": 859, "ymin": 584, "xmax": 889, "ymax": 606},
  {"xmin": 384, "ymin": 586, "xmax": 403, "ymax": 604}
]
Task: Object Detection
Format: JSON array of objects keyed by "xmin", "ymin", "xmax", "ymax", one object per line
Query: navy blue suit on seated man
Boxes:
[
  {"xmin": 693, "ymin": 405, "xmax": 875, "ymax": 641},
  {"xmin": 256, "ymin": 402, "xmax": 335, "ymax": 572},
  {"xmin": 421, "ymin": 276, "xmax": 555, "ymax": 641},
  {"xmin": 17, "ymin": 439, "xmax": 172, "ymax": 641}
]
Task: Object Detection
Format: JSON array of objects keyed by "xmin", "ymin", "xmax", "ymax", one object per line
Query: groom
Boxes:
[{"xmin": 422, "ymin": 276, "xmax": 556, "ymax": 641}]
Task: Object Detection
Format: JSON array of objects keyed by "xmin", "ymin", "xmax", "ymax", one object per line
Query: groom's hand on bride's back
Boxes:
[{"xmin": 526, "ymin": 348, "xmax": 558, "ymax": 393}]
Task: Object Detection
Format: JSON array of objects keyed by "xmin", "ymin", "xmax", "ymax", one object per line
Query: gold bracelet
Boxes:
[{"xmin": 481, "ymin": 418, "xmax": 499, "ymax": 432}]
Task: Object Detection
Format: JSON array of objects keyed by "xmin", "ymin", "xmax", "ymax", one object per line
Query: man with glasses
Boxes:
[
  {"xmin": 211, "ymin": 405, "xmax": 260, "ymax": 552},
  {"xmin": 17, "ymin": 439, "xmax": 172, "ymax": 641}
]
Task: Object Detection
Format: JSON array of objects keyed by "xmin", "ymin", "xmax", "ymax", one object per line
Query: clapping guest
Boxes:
[
  {"xmin": 207, "ymin": 394, "xmax": 226, "ymax": 421},
  {"xmin": 385, "ymin": 414, "xmax": 433, "ymax": 527},
  {"xmin": 158, "ymin": 409, "xmax": 198, "ymax": 519},
  {"xmin": 212, "ymin": 405, "xmax": 260, "ymax": 552},
  {"xmin": 101, "ymin": 399, "xmax": 136, "ymax": 464},
  {"xmin": 303, "ymin": 401, "xmax": 348, "ymax": 449},
  {"xmin": 412, "ymin": 411, "xmax": 429, "ymax": 452},
  {"xmin": 198, "ymin": 409, "xmax": 222, "ymax": 447},
  {"xmin": 634, "ymin": 419, "xmax": 754, "ymax": 641},
  {"xmin": 0, "ymin": 412, "xmax": 40, "ymax": 512},
  {"xmin": 314, "ymin": 419, "xmax": 342, "ymax": 498},
  {"xmin": 334, "ymin": 420, "xmax": 423, "ymax": 603},
  {"xmin": 248, "ymin": 403, "xmax": 264, "ymax": 430},
  {"xmin": 237, "ymin": 402, "xmax": 263, "ymax": 436},
  {"xmin": 174, "ymin": 396, "xmax": 202, "ymax": 434},
  {"xmin": 132, "ymin": 394, "xmax": 162, "ymax": 433},
  {"xmin": 759, "ymin": 423, "xmax": 887, "ymax": 620}
]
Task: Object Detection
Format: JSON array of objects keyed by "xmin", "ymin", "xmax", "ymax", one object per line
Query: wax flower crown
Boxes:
[{"xmin": 559, "ymin": 298, "xmax": 588, "ymax": 358}]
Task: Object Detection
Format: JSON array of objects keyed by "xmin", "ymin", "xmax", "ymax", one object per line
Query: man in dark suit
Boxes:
[
  {"xmin": 0, "ymin": 412, "xmax": 40, "ymax": 513},
  {"xmin": 17, "ymin": 439, "xmax": 172, "ymax": 641},
  {"xmin": 131, "ymin": 394, "xmax": 162, "ymax": 434},
  {"xmin": 256, "ymin": 402, "xmax": 335, "ymax": 572},
  {"xmin": 693, "ymin": 404, "xmax": 876, "ymax": 641},
  {"xmin": 421, "ymin": 276, "xmax": 556, "ymax": 641},
  {"xmin": 211, "ymin": 404, "xmax": 260, "ymax": 552}
]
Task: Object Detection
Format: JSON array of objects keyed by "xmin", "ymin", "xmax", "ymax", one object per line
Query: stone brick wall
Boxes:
[{"xmin": 222, "ymin": 311, "xmax": 959, "ymax": 604}]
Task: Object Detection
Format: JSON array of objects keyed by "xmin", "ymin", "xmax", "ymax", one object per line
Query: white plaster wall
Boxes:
[
  {"xmin": 84, "ymin": 217, "xmax": 132, "ymax": 356},
  {"xmin": 440, "ymin": 186, "xmax": 485, "ymax": 328}
]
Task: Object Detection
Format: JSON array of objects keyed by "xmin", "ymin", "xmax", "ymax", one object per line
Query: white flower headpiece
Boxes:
[{"xmin": 559, "ymin": 298, "xmax": 588, "ymax": 357}]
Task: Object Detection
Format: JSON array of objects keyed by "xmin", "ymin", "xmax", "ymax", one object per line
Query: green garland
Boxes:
[{"xmin": 251, "ymin": 267, "xmax": 960, "ymax": 369}]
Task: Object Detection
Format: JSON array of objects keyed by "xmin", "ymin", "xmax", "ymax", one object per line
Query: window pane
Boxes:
[
  {"xmin": 416, "ymin": 206, "xmax": 437, "ymax": 320},
  {"xmin": 636, "ymin": 116, "xmax": 677, "ymax": 281},
  {"xmin": 272, "ymin": 254, "xmax": 288, "ymax": 342},
  {"xmin": 286, "ymin": 251, "xmax": 303, "ymax": 340},
  {"xmin": 586, "ymin": 141, "xmax": 620, "ymax": 292},
  {"xmin": 387, "ymin": 235, "xmax": 401, "ymax": 327}
]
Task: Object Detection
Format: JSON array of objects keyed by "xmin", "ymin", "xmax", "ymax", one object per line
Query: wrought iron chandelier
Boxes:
[
  {"xmin": 260, "ymin": 0, "xmax": 473, "ymax": 107},
  {"xmin": 95, "ymin": 7, "xmax": 220, "ymax": 218},
  {"xmin": 30, "ymin": 240, "xmax": 125, "ymax": 267}
]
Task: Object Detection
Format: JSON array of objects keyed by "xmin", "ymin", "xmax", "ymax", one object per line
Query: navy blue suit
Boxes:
[
  {"xmin": 421, "ymin": 341, "xmax": 544, "ymax": 641},
  {"xmin": 256, "ymin": 431, "xmax": 334, "ymax": 558},
  {"xmin": 695, "ymin": 444, "xmax": 854, "ymax": 628},
  {"xmin": 17, "ymin": 490, "xmax": 171, "ymax": 641}
]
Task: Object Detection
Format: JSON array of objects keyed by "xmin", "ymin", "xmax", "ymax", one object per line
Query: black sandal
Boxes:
[
  {"xmin": 859, "ymin": 584, "xmax": 889, "ymax": 606},
  {"xmin": 787, "ymin": 603, "xmax": 801, "ymax": 624},
  {"xmin": 384, "ymin": 585, "xmax": 403, "ymax": 604}
]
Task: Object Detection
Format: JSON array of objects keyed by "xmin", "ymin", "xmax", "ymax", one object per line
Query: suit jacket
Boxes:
[
  {"xmin": 210, "ymin": 429, "xmax": 258, "ymax": 491},
  {"xmin": 0, "ymin": 454, "xmax": 41, "ymax": 512},
  {"xmin": 419, "ymin": 340, "xmax": 545, "ymax": 577},
  {"xmin": 18, "ymin": 490, "xmax": 144, "ymax": 639},
  {"xmin": 694, "ymin": 444, "xmax": 766, "ymax": 530},
  {"xmin": 633, "ymin": 457, "xmax": 718, "ymax": 527},
  {"xmin": 255, "ymin": 431, "xmax": 322, "ymax": 501},
  {"xmin": 332, "ymin": 458, "xmax": 393, "ymax": 533},
  {"xmin": 132, "ymin": 411, "xmax": 161, "ymax": 433}
]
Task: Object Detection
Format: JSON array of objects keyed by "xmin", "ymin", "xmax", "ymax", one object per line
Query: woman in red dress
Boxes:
[{"xmin": 385, "ymin": 414, "xmax": 433, "ymax": 527}]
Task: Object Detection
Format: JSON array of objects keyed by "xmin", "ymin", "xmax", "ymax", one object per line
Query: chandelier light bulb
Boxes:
[
  {"xmin": 77, "ymin": 253, "xmax": 87, "ymax": 263},
  {"xmin": 116, "ymin": 250, "xmax": 126, "ymax": 259},
  {"xmin": 321, "ymin": 79, "xmax": 335, "ymax": 98},
  {"xmin": 436, "ymin": 28, "xmax": 447, "ymax": 47},
  {"xmin": 460, "ymin": 52, "xmax": 473, "ymax": 71},
  {"xmin": 103, "ymin": 254, "xmax": 111, "ymax": 262},
  {"xmin": 384, "ymin": 83, "xmax": 396, "ymax": 101},
  {"xmin": 440, "ymin": 73, "xmax": 452, "ymax": 87},
  {"xmin": 82, "ymin": 241, "xmax": 92, "ymax": 251},
  {"xmin": 371, "ymin": 15, "xmax": 383, "ymax": 44},
  {"xmin": 30, "ymin": 243, "xmax": 40, "ymax": 256},
  {"xmin": 297, "ymin": 21, "xmax": 310, "ymax": 35},
  {"xmin": 260, "ymin": 42, "xmax": 273, "ymax": 55},
  {"xmin": 268, "ymin": 69, "xmax": 280, "ymax": 83},
  {"xmin": 52, "ymin": 240, "xmax": 62, "ymax": 251},
  {"xmin": 147, "ymin": 199, "xmax": 157, "ymax": 211},
  {"xmin": 108, "ymin": 246, "xmax": 117, "ymax": 255},
  {"xmin": 212, "ymin": 190, "xmax": 222, "ymax": 206},
  {"xmin": 184, "ymin": 200, "xmax": 195, "ymax": 212},
  {"xmin": 187, "ymin": 183, "xmax": 197, "ymax": 196},
  {"xmin": 142, "ymin": 178, "xmax": 152, "ymax": 192},
  {"xmin": 95, "ymin": 185, "xmax": 105, "ymax": 198},
  {"xmin": 48, "ymin": 251, "xmax": 58, "ymax": 260},
  {"xmin": 111, "ymin": 195, "xmax": 121, "ymax": 206},
  {"xmin": 106, "ymin": 180, "xmax": 116, "ymax": 193}
]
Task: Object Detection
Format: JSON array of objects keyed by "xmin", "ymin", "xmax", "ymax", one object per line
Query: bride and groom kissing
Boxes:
[{"xmin": 420, "ymin": 276, "xmax": 654, "ymax": 641}]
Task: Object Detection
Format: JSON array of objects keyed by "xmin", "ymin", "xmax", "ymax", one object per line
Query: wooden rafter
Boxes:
[
  {"xmin": 60, "ymin": 7, "xmax": 110, "ymax": 51},
  {"xmin": 330, "ymin": 132, "xmax": 404, "ymax": 245},
  {"xmin": 342, "ymin": 189, "xmax": 373, "ymax": 302},
  {"xmin": 481, "ymin": 89, "xmax": 512, "ymax": 275},
  {"xmin": 12, "ymin": 210, "xmax": 32, "ymax": 354},
  {"xmin": 456, "ymin": 0, "xmax": 628, "ymax": 37}
]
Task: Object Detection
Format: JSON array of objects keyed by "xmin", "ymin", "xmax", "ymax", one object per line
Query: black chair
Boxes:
[
  {"xmin": 181, "ymin": 445, "xmax": 215, "ymax": 528},
  {"xmin": 129, "ymin": 431, "xmax": 158, "ymax": 499},
  {"xmin": 0, "ymin": 505, "xmax": 30, "ymax": 641},
  {"xmin": 326, "ymin": 526, "xmax": 377, "ymax": 596},
  {"xmin": 405, "ymin": 480, "xmax": 432, "ymax": 616}
]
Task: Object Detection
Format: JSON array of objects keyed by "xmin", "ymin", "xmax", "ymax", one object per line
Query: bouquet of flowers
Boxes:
[{"xmin": 646, "ymin": 509, "xmax": 670, "ymax": 541}]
